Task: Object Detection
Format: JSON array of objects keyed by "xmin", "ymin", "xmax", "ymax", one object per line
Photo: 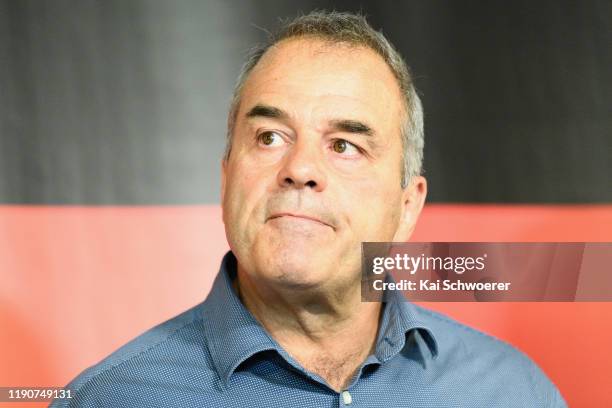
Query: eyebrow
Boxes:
[
  {"xmin": 329, "ymin": 119, "xmax": 375, "ymax": 137},
  {"xmin": 245, "ymin": 104, "xmax": 288, "ymax": 120},
  {"xmin": 245, "ymin": 103, "xmax": 375, "ymax": 137}
]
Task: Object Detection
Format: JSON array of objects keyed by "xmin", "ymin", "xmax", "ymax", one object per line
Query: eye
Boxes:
[
  {"xmin": 258, "ymin": 131, "xmax": 285, "ymax": 147},
  {"xmin": 331, "ymin": 139, "xmax": 361, "ymax": 156}
]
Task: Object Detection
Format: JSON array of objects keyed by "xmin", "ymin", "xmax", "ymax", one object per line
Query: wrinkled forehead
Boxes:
[{"xmin": 237, "ymin": 38, "xmax": 405, "ymax": 137}]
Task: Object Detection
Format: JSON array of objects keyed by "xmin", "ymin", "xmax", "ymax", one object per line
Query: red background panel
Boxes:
[{"xmin": 0, "ymin": 204, "xmax": 611, "ymax": 407}]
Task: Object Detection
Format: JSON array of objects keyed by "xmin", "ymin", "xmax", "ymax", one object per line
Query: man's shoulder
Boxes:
[
  {"xmin": 411, "ymin": 303, "xmax": 566, "ymax": 406},
  {"xmin": 412, "ymin": 303, "xmax": 525, "ymax": 355},
  {"xmin": 51, "ymin": 302, "xmax": 215, "ymax": 407}
]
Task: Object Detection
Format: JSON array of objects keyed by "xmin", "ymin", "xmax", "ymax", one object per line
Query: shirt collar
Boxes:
[
  {"xmin": 202, "ymin": 252, "xmax": 278, "ymax": 387},
  {"xmin": 203, "ymin": 251, "xmax": 438, "ymax": 386},
  {"xmin": 373, "ymin": 284, "xmax": 439, "ymax": 363}
]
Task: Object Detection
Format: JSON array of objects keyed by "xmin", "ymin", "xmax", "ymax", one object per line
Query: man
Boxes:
[{"xmin": 53, "ymin": 11, "xmax": 566, "ymax": 407}]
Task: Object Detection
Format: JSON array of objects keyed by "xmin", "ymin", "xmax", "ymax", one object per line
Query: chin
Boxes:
[{"xmin": 244, "ymin": 228, "xmax": 343, "ymax": 287}]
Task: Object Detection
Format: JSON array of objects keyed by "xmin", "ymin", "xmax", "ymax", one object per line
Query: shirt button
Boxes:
[{"xmin": 341, "ymin": 390, "xmax": 352, "ymax": 405}]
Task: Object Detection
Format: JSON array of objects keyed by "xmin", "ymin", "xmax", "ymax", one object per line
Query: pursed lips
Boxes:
[{"xmin": 268, "ymin": 213, "xmax": 334, "ymax": 229}]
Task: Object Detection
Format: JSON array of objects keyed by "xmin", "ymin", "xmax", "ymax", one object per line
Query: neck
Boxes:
[{"xmin": 235, "ymin": 264, "xmax": 382, "ymax": 391}]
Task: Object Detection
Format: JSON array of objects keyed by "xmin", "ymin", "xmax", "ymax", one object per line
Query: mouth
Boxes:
[{"xmin": 268, "ymin": 213, "xmax": 334, "ymax": 229}]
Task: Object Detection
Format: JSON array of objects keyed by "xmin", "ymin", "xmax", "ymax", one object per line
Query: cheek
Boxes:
[
  {"xmin": 341, "ymin": 178, "xmax": 403, "ymax": 239},
  {"xmin": 225, "ymin": 176, "xmax": 252, "ymax": 220},
  {"xmin": 223, "ymin": 161, "xmax": 272, "ymax": 232}
]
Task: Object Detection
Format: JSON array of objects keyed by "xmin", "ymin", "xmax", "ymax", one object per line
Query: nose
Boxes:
[{"xmin": 277, "ymin": 137, "xmax": 327, "ymax": 192}]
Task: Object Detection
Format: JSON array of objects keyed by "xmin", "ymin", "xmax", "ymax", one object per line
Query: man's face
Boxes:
[{"xmin": 222, "ymin": 38, "xmax": 425, "ymax": 293}]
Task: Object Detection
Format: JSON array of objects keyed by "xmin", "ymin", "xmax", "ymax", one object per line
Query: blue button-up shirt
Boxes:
[{"xmin": 52, "ymin": 251, "xmax": 566, "ymax": 407}]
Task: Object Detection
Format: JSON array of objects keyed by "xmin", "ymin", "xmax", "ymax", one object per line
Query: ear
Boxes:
[{"xmin": 392, "ymin": 176, "xmax": 427, "ymax": 242}]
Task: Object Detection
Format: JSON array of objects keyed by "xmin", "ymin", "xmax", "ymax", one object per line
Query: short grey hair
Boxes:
[{"xmin": 225, "ymin": 10, "xmax": 424, "ymax": 187}]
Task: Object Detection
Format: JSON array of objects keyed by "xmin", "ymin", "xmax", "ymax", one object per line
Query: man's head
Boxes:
[
  {"xmin": 221, "ymin": 11, "xmax": 427, "ymax": 295},
  {"xmin": 226, "ymin": 11, "xmax": 424, "ymax": 188}
]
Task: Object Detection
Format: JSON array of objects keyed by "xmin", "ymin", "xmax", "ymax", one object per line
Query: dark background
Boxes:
[{"xmin": 1, "ymin": 0, "xmax": 610, "ymax": 204}]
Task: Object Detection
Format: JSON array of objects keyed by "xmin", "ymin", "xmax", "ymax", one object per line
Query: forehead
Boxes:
[{"xmin": 238, "ymin": 38, "xmax": 404, "ymax": 134}]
